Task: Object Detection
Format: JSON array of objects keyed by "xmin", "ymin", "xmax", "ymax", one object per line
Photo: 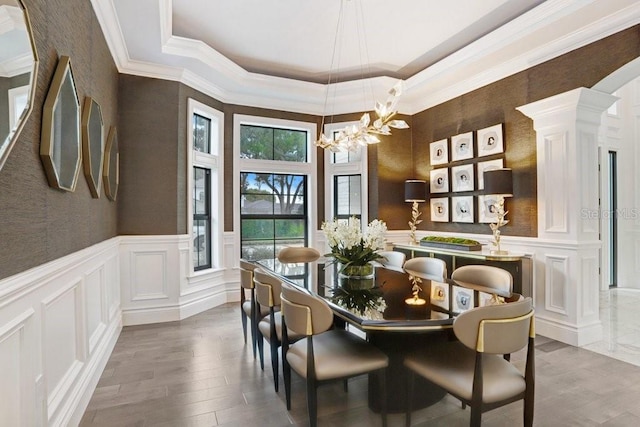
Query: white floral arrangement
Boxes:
[{"xmin": 321, "ymin": 217, "xmax": 387, "ymax": 270}]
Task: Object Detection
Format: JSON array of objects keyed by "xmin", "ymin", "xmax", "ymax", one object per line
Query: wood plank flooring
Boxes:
[{"xmin": 80, "ymin": 303, "xmax": 640, "ymax": 426}]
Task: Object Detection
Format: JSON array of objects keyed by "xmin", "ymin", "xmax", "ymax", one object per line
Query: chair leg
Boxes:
[
  {"xmin": 241, "ymin": 307, "xmax": 247, "ymax": 344},
  {"xmin": 250, "ymin": 301, "xmax": 258, "ymax": 359},
  {"xmin": 307, "ymin": 379, "xmax": 318, "ymax": 427},
  {"xmin": 257, "ymin": 331, "xmax": 265, "ymax": 370},
  {"xmin": 405, "ymin": 371, "xmax": 414, "ymax": 427},
  {"xmin": 524, "ymin": 386, "xmax": 534, "ymax": 426},
  {"xmin": 343, "ymin": 379, "xmax": 348, "ymax": 392},
  {"xmin": 470, "ymin": 406, "xmax": 481, "ymax": 427},
  {"xmin": 283, "ymin": 355, "xmax": 292, "ymax": 410},
  {"xmin": 270, "ymin": 340, "xmax": 279, "ymax": 392}
]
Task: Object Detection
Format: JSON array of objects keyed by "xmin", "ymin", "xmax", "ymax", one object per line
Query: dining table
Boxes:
[{"xmin": 257, "ymin": 258, "xmax": 513, "ymax": 413}]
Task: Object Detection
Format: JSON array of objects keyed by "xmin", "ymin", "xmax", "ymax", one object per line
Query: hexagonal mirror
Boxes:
[
  {"xmin": 0, "ymin": 0, "xmax": 38, "ymax": 172},
  {"xmin": 40, "ymin": 55, "xmax": 81, "ymax": 191},
  {"xmin": 82, "ymin": 97, "xmax": 104, "ymax": 198}
]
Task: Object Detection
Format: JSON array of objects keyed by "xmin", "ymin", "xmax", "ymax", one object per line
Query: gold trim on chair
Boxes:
[{"xmin": 476, "ymin": 310, "xmax": 534, "ymax": 352}]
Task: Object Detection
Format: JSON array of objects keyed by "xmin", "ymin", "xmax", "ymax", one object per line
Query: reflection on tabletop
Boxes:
[{"xmin": 258, "ymin": 259, "xmax": 515, "ymax": 327}]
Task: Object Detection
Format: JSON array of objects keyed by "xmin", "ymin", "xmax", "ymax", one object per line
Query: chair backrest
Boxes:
[
  {"xmin": 403, "ymin": 257, "xmax": 447, "ymax": 282},
  {"xmin": 277, "ymin": 246, "xmax": 321, "ymax": 263},
  {"xmin": 377, "ymin": 250, "xmax": 406, "ymax": 269},
  {"xmin": 451, "ymin": 265, "xmax": 513, "ymax": 297},
  {"xmin": 280, "ymin": 281, "xmax": 334, "ymax": 336},
  {"xmin": 254, "ymin": 268, "xmax": 284, "ymax": 308},
  {"xmin": 454, "ymin": 297, "xmax": 534, "ymax": 355},
  {"xmin": 240, "ymin": 259, "xmax": 258, "ymax": 289}
]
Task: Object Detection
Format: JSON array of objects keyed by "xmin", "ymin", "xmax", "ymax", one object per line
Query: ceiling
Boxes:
[
  {"xmin": 170, "ymin": 0, "xmax": 544, "ymax": 84},
  {"xmin": 92, "ymin": 0, "xmax": 640, "ymax": 115}
]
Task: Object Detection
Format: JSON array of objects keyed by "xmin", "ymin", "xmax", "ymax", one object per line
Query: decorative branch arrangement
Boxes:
[
  {"xmin": 408, "ymin": 201, "xmax": 423, "ymax": 245},
  {"xmin": 489, "ymin": 196, "xmax": 509, "ymax": 254}
]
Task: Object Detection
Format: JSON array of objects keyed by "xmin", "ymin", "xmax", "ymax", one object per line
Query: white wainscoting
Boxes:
[
  {"xmin": 119, "ymin": 234, "xmax": 239, "ymax": 325},
  {"xmin": 0, "ymin": 237, "xmax": 121, "ymax": 427}
]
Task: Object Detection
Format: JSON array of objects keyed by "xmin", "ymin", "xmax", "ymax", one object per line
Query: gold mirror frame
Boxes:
[
  {"xmin": 82, "ymin": 97, "xmax": 104, "ymax": 198},
  {"xmin": 103, "ymin": 126, "xmax": 119, "ymax": 201},
  {"xmin": 40, "ymin": 55, "xmax": 81, "ymax": 191},
  {"xmin": 0, "ymin": 0, "xmax": 39, "ymax": 172}
]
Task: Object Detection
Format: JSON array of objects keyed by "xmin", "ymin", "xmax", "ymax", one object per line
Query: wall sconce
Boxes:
[
  {"xmin": 483, "ymin": 168, "xmax": 513, "ymax": 255},
  {"xmin": 404, "ymin": 179, "xmax": 426, "ymax": 245}
]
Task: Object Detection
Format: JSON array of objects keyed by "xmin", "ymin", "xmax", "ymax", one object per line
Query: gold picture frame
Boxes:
[
  {"xmin": 103, "ymin": 126, "xmax": 119, "ymax": 201},
  {"xmin": 81, "ymin": 97, "xmax": 104, "ymax": 198},
  {"xmin": 40, "ymin": 55, "xmax": 81, "ymax": 191}
]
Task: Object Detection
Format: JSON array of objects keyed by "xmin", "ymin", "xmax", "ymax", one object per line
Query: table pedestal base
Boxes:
[{"xmin": 367, "ymin": 330, "xmax": 451, "ymax": 413}]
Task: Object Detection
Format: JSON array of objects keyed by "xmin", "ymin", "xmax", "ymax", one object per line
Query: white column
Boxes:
[{"xmin": 517, "ymin": 87, "xmax": 617, "ymax": 346}]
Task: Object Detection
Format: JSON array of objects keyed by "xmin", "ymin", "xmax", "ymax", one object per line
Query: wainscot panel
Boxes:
[{"xmin": 0, "ymin": 237, "xmax": 121, "ymax": 427}]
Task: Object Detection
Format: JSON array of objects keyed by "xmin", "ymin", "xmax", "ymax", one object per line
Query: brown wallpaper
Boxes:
[
  {"xmin": 1, "ymin": 1, "xmax": 639, "ymax": 281},
  {"xmin": 412, "ymin": 24, "xmax": 640, "ymax": 239},
  {"xmin": 0, "ymin": 0, "xmax": 119, "ymax": 280}
]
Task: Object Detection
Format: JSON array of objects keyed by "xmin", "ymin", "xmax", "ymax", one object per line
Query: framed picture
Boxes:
[
  {"xmin": 478, "ymin": 195, "xmax": 499, "ymax": 223},
  {"xmin": 451, "ymin": 132, "xmax": 473, "ymax": 161},
  {"xmin": 430, "ymin": 281, "xmax": 449, "ymax": 310},
  {"xmin": 451, "ymin": 164, "xmax": 474, "ymax": 192},
  {"xmin": 430, "ymin": 197, "xmax": 449, "ymax": 222},
  {"xmin": 430, "ymin": 139, "xmax": 448, "ymax": 165},
  {"xmin": 453, "ymin": 286, "xmax": 474, "ymax": 313},
  {"xmin": 452, "ymin": 196, "xmax": 474, "ymax": 223},
  {"xmin": 477, "ymin": 158, "xmax": 504, "ymax": 190},
  {"xmin": 477, "ymin": 123, "xmax": 504, "ymax": 157},
  {"xmin": 430, "ymin": 168, "xmax": 449, "ymax": 193}
]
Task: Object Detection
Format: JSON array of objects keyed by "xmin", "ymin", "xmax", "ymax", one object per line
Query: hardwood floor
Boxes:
[{"xmin": 81, "ymin": 303, "xmax": 640, "ymax": 426}]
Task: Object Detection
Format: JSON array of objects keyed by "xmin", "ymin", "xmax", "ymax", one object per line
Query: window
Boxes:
[
  {"xmin": 188, "ymin": 99, "xmax": 223, "ymax": 272},
  {"xmin": 234, "ymin": 116, "xmax": 317, "ymax": 270},
  {"xmin": 193, "ymin": 167, "xmax": 211, "ymax": 270},
  {"xmin": 240, "ymin": 172, "xmax": 307, "ymax": 260},
  {"xmin": 323, "ymin": 122, "xmax": 368, "ymax": 224},
  {"xmin": 334, "ymin": 174, "xmax": 362, "ymax": 220},
  {"xmin": 240, "ymin": 125, "xmax": 307, "ymax": 161}
]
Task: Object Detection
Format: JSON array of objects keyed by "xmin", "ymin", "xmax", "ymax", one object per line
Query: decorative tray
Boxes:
[{"xmin": 419, "ymin": 238, "xmax": 482, "ymax": 251}]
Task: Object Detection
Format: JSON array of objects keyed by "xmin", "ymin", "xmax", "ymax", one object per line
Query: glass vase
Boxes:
[{"xmin": 338, "ymin": 262, "xmax": 375, "ymax": 289}]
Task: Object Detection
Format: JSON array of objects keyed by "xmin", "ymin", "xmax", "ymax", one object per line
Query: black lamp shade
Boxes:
[
  {"xmin": 404, "ymin": 179, "xmax": 426, "ymax": 202},
  {"xmin": 484, "ymin": 168, "xmax": 513, "ymax": 197}
]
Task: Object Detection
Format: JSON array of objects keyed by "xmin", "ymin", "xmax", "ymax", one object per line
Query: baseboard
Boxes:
[
  {"xmin": 536, "ymin": 316, "xmax": 603, "ymax": 346},
  {"xmin": 179, "ymin": 288, "xmax": 235, "ymax": 319}
]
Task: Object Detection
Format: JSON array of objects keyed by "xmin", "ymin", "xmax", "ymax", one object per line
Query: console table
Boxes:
[{"xmin": 393, "ymin": 243, "xmax": 533, "ymax": 297}]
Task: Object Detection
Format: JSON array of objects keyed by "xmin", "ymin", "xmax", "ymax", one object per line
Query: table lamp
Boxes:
[
  {"xmin": 483, "ymin": 168, "xmax": 513, "ymax": 255},
  {"xmin": 404, "ymin": 179, "xmax": 426, "ymax": 245}
]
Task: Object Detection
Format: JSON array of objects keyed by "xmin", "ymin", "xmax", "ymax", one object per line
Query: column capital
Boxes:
[{"xmin": 517, "ymin": 87, "xmax": 618, "ymax": 130}]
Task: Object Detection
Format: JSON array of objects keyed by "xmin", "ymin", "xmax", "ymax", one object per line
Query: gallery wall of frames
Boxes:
[{"xmin": 428, "ymin": 123, "xmax": 504, "ymax": 225}]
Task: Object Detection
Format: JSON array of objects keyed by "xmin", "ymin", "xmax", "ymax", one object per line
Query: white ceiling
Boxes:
[{"xmin": 91, "ymin": 0, "xmax": 640, "ymax": 115}]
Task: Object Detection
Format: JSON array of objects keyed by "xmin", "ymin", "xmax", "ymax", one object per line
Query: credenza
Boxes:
[{"xmin": 393, "ymin": 243, "xmax": 533, "ymax": 297}]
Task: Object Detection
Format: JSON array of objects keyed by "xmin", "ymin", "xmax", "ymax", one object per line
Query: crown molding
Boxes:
[{"xmin": 91, "ymin": 0, "xmax": 640, "ymax": 117}]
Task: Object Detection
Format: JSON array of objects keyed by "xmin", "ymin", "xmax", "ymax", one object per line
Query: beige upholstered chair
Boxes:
[
  {"xmin": 277, "ymin": 246, "xmax": 321, "ymax": 263},
  {"xmin": 240, "ymin": 259, "xmax": 268, "ymax": 358},
  {"xmin": 254, "ymin": 268, "xmax": 303, "ymax": 392},
  {"xmin": 404, "ymin": 297, "xmax": 535, "ymax": 427},
  {"xmin": 377, "ymin": 250, "xmax": 406, "ymax": 270},
  {"xmin": 451, "ymin": 264, "xmax": 513, "ymax": 297},
  {"xmin": 403, "ymin": 256, "xmax": 447, "ymax": 282},
  {"xmin": 280, "ymin": 282, "xmax": 389, "ymax": 427}
]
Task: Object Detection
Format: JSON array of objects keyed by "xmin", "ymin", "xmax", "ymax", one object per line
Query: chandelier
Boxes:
[{"xmin": 314, "ymin": 0, "xmax": 409, "ymax": 153}]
